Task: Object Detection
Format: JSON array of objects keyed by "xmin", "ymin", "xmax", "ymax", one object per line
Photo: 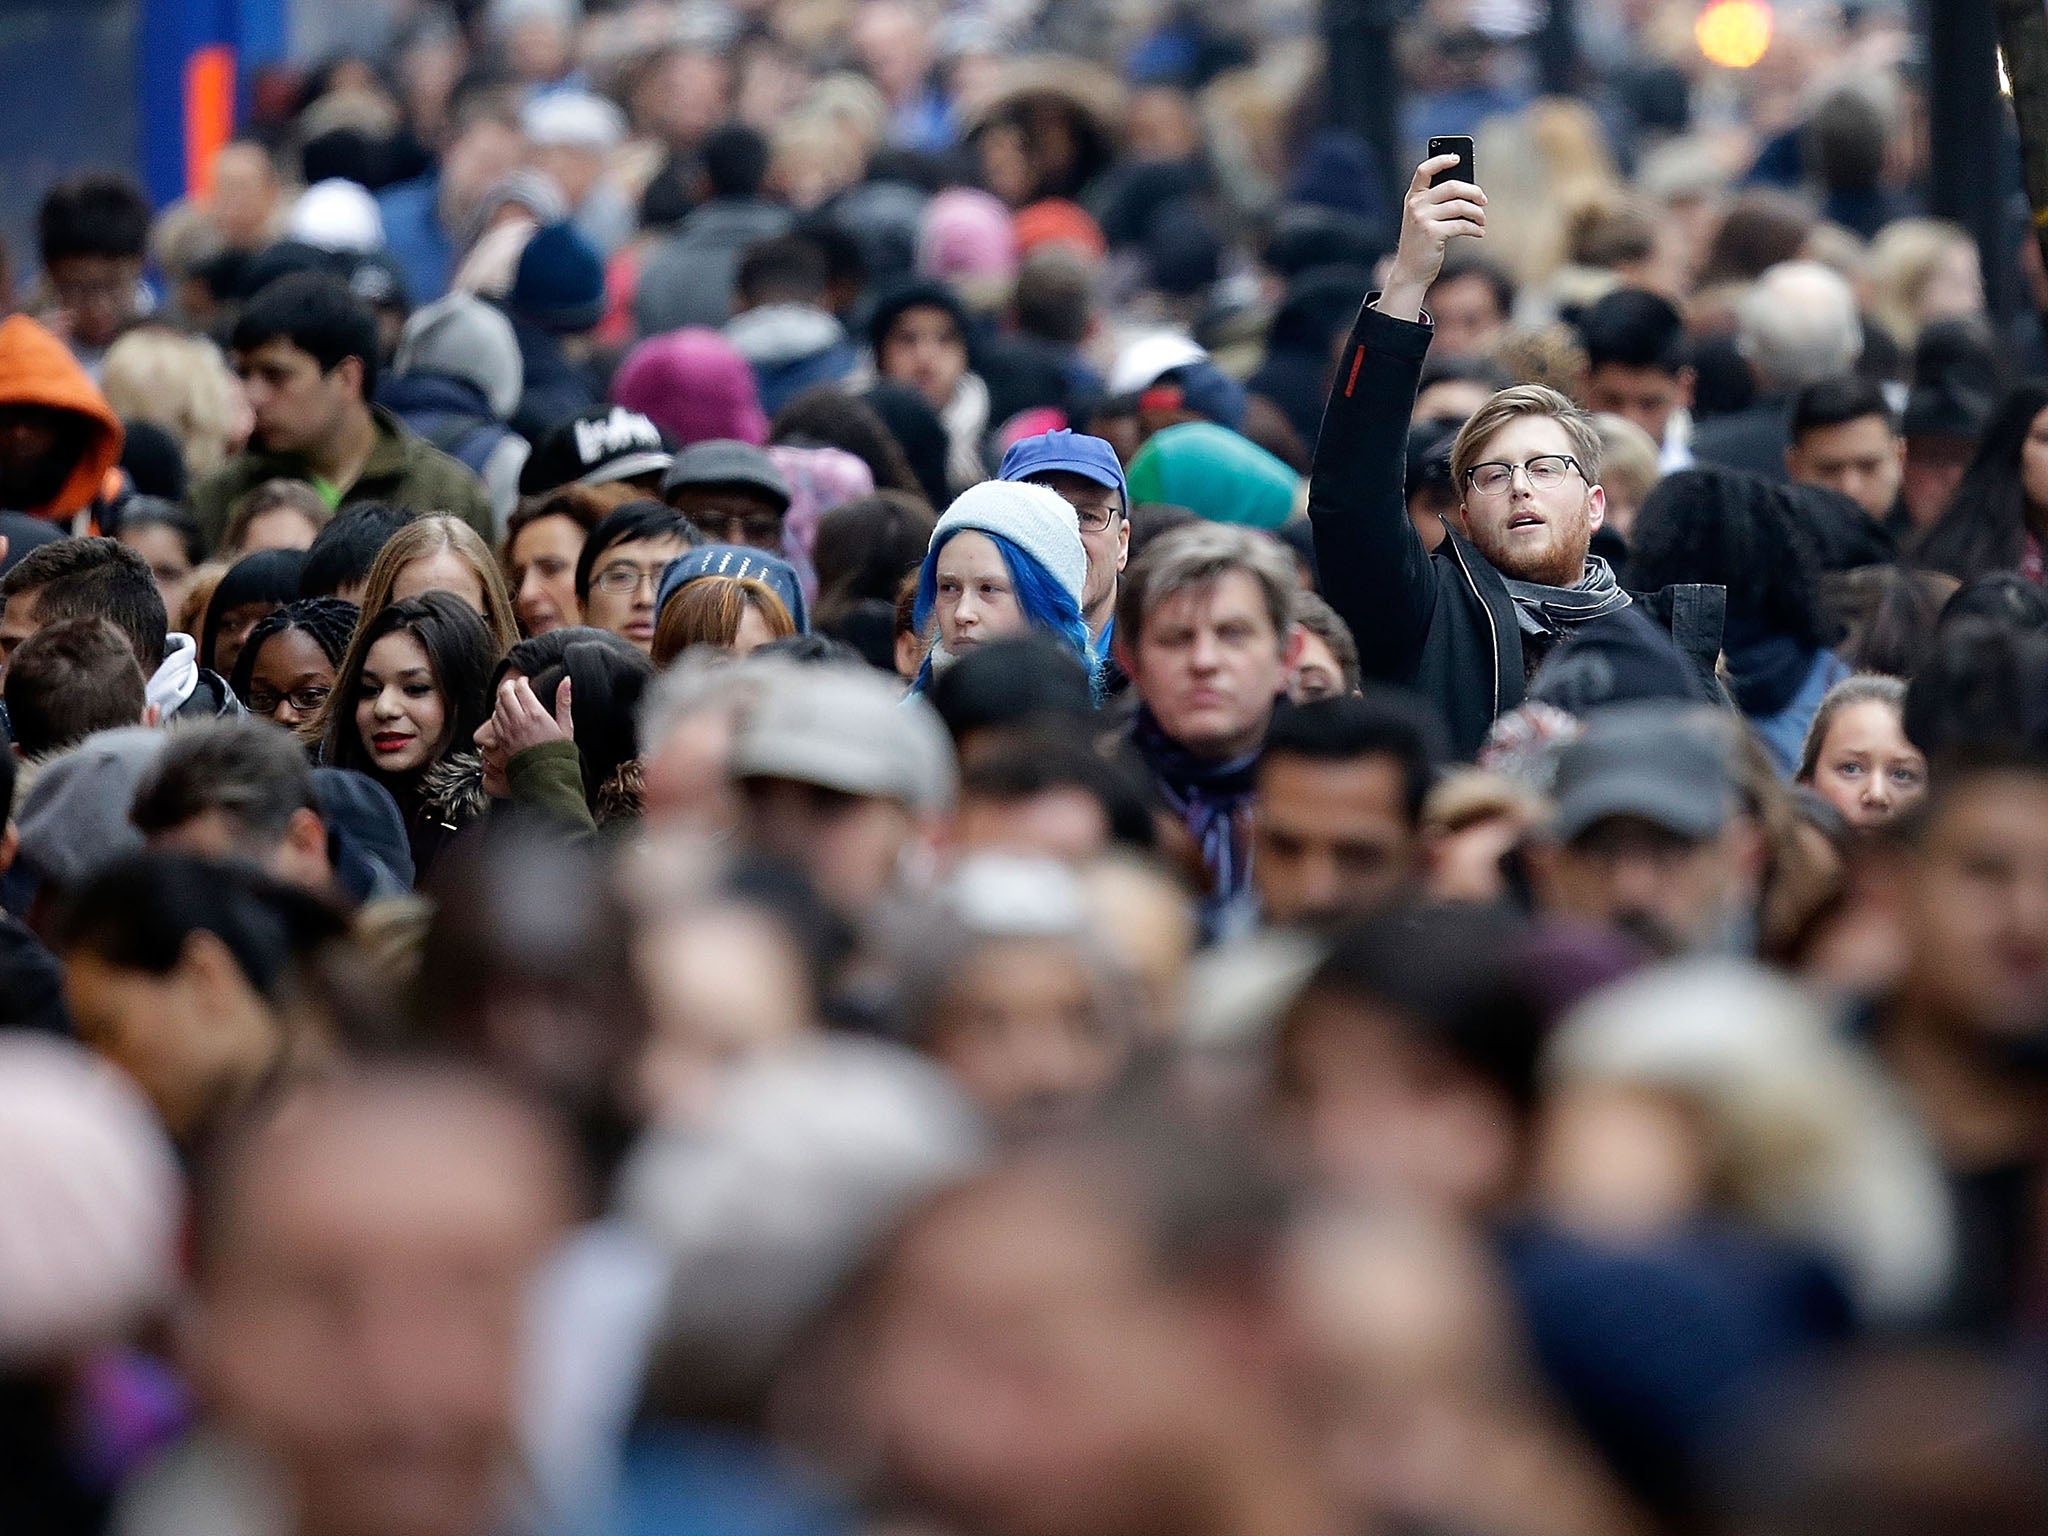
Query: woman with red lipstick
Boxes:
[{"xmin": 312, "ymin": 591, "xmax": 501, "ymax": 879}]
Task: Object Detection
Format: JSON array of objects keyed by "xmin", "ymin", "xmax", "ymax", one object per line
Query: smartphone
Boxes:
[{"xmin": 1428, "ymin": 135, "xmax": 1476, "ymax": 188}]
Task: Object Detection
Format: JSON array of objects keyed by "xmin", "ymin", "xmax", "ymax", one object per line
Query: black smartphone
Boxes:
[{"xmin": 1428, "ymin": 135, "xmax": 1476, "ymax": 187}]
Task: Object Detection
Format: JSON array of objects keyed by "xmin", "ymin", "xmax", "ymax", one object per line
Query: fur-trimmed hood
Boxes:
[{"xmin": 417, "ymin": 750, "xmax": 490, "ymax": 834}]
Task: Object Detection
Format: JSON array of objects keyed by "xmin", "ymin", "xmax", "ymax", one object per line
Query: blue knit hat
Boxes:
[
  {"xmin": 657, "ymin": 544, "xmax": 809, "ymax": 633},
  {"xmin": 927, "ymin": 481, "xmax": 1087, "ymax": 612},
  {"xmin": 510, "ymin": 222, "xmax": 605, "ymax": 334},
  {"xmin": 996, "ymin": 428, "xmax": 1128, "ymax": 514}
]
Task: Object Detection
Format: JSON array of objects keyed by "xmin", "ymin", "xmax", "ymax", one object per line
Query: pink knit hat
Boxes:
[
  {"xmin": 916, "ymin": 188, "xmax": 1019, "ymax": 290},
  {"xmin": 612, "ymin": 328, "xmax": 769, "ymax": 448},
  {"xmin": 0, "ymin": 1037, "xmax": 182, "ymax": 1365},
  {"xmin": 768, "ymin": 443, "xmax": 876, "ymax": 600}
]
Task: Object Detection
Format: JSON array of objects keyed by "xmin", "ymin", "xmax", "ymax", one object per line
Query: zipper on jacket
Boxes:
[{"xmin": 1444, "ymin": 537, "xmax": 1502, "ymax": 719}]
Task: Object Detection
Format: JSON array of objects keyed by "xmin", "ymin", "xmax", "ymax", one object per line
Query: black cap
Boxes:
[
  {"xmin": 659, "ymin": 439, "xmax": 791, "ymax": 512},
  {"xmin": 519, "ymin": 406, "xmax": 676, "ymax": 496}
]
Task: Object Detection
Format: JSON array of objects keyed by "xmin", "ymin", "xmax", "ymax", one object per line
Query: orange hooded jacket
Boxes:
[{"xmin": 0, "ymin": 314, "xmax": 124, "ymax": 525}]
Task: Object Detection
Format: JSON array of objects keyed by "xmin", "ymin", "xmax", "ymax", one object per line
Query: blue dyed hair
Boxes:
[{"xmin": 911, "ymin": 528, "xmax": 1095, "ymax": 695}]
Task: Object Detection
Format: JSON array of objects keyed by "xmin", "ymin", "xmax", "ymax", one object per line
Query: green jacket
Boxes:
[
  {"xmin": 506, "ymin": 739, "xmax": 596, "ymax": 834},
  {"xmin": 184, "ymin": 404, "xmax": 494, "ymax": 551}
]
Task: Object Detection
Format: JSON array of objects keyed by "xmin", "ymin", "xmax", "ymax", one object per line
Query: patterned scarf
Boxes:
[
  {"xmin": 1129, "ymin": 706, "xmax": 1262, "ymax": 935},
  {"xmin": 1501, "ymin": 554, "xmax": 1634, "ymax": 639}
]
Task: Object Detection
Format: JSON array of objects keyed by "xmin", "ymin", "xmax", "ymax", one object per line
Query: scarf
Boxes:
[
  {"xmin": 1720, "ymin": 610, "xmax": 1819, "ymax": 719},
  {"xmin": 1502, "ymin": 555, "xmax": 1633, "ymax": 640},
  {"xmin": 1129, "ymin": 706, "xmax": 1262, "ymax": 932}
]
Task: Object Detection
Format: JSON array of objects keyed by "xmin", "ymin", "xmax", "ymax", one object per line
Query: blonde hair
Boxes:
[
  {"xmin": 652, "ymin": 576, "xmax": 795, "ymax": 665},
  {"xmin": 1865, "ymin": 218, "xmax": 1977, "ymax": 349},
  {"xmin": 355, "ymin": 515, "xmax": 520, "ymax": 654},
  {"xmin": 1449, "ymin": 384, "xmax": 1605, "ymax": 493},
  {"xmin": 1591, "ymin": 413, "xmax": 1661, "ymax": 508},
  {"xmin": 101, "ymin": 329, "xmax": 242, "ymax": 479}
]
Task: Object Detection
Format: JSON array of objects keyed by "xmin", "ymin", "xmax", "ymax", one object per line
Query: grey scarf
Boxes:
[{"xmin": 1502, "ymin": 555, "xmax": 1633, "ymax": 639}]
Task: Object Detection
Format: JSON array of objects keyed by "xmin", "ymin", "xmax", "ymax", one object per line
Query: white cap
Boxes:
[
  {"xmin": 1108, "ymin": 330, "xmax": 1208, "ymax": 397},
  {"xmin": 522, "ymin": 90, "xmax": 628, "ymax": 153},
  {"xmin": 288, "ymin": 178, "xmax": 385, "ymax": 254}
]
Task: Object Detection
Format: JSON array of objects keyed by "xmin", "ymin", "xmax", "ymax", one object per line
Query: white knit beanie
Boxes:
[
  {"xmin": 929, "ymin": 480, "xmax": 1088, "ymax": 614},
  {"xmin": 0, "ymin": 1037, "xmax": 182, "ymax": 1365}
]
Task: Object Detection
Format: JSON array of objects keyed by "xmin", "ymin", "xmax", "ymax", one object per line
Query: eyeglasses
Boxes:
[
  {"xmin": 249, "ymin": 685, "xmax": 331, "ymax": 716},
  {"xmin": 1463, "ymin": 455, "xmax": 1584, "ymax": 497},
  {"xmin": 1072, "ymin": 500, "xmax": 1123, "ymax": 534},
  {"xmin": 593, "ymin": 562, "xmax": 662, "ymax": 597},
  {"xmin": 690, "ymin": 513, "xmax": 786, "ymax": 548}
]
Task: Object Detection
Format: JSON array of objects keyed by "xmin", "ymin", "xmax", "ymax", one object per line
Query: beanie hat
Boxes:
[
  {"xmin": 1126, "ymin": 422, "xmax": 1300, "ymax": 530},
  {"xmin": 867, "ymin": 278, "xmax": 972, "ymax": 358},
  {"xmin": 928, "ymin": 480, "xmax": 1087, "ymax": 612},
  {"xmin": 16, "ymin": 728, "xmax": 169, "ymax": 895},
  {"xmin": 917, "ymin": 189, "xmax": 1019, "ymax": 290},
  {"xmin": 0, "ymin": 1035, "xmax": 182, "ymax": 1365},
  {"xmin": 657, "ymin": 543, "xmax": 810, "ymax": 633},
  {"xmin": 510, "ymin": 222, "xmax": 606, "ymax": 334},
  {"xmin": 395, "ymin": 293, "xmax": 525, "ymax": 420},
  {"xmin": 613, "ymin": 328, "xmax": 769, "ymax": 447},
  {"xmin": 1013, "ymin": 199, "xmax": 1107, "ymax": 262},
  {"xmin": 288, "ymin": 178, "xmax": 385, "ymax": 254}
]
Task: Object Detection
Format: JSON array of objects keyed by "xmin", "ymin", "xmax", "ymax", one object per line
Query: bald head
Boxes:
[{"xmin": 1739, "ymin": 260, "xmax": 1863, "ymax": 393}]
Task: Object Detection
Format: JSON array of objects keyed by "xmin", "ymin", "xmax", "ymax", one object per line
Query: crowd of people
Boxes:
[{"xmin": 7, "ymin": 0, "xmax": 2048, "ymax": 1532}]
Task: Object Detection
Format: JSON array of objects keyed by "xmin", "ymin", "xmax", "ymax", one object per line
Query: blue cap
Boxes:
[
  {"xmin": 996, "ymin": 429, "xmax": 1129, "ymax": 513},
  {"xmin": 657, "ymin": 544, "xmax": 809, "ymax": 634}
]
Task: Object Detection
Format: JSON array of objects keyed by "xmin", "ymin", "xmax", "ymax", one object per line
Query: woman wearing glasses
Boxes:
[{"xmin": 228, "ymin": 595, "xmax": 361, "ymax": 739}]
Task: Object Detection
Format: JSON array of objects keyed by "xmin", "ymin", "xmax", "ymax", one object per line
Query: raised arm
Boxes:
[{"xmin": 1307, "ymin": 157, "xmax": 1487, "ymax": 683}]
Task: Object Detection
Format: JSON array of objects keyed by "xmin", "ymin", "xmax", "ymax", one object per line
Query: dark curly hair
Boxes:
[
  {"xmin": 1627, "ymin": 468, "xmax": 1831, "ymax": 650},
  {"xmin": 228, "ymin": 597, "xmax": 361, "ymax": 706}
]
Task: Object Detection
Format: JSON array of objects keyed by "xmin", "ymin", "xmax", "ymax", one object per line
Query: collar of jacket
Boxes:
[
  {"xmin": 357, "ymin": 405, "xmax": 421, "ymax": 484},
  {"xmin": 233, "ymin": 404, "xmax": 416, "ymax": 491}
]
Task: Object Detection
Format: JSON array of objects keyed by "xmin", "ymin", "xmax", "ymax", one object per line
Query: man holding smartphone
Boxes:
[{"xmin": 1306, "ymin": 155, "xmax": 1720, "ymax": 758}]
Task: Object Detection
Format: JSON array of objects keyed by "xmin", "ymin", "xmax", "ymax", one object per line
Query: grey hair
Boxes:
[
  {"xmin": 1738, "ymin": 260, "xmax": 1864, "ymax": 392},
  {"xmin": 1115, "ymin": 521, "xmax": 1299, "ymax": 651}
]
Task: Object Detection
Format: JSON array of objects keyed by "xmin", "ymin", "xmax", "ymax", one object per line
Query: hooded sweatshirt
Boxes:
[{"xmin": 0, "ymin": 315, "xmax": 124, "ymax": 528}]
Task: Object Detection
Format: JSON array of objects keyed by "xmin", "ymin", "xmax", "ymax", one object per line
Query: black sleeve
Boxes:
[{"xmin": 1305, "ymin": 302, "xmax": 1439, "ymax": 683}]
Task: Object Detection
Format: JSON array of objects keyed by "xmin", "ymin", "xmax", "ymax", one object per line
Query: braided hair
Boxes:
[{"xmin": 227, "ymin": 596, "xmax": 361, "ymax": 706}]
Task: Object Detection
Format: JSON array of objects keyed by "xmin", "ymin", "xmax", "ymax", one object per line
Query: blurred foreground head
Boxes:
[
  {"xmin": 1711, "ymin": 1344, "xmax": 2048, "ymax": 1536},
  {"xmin": 404, "ymin": 817, "xmax": 649, "ymax": 1183},
  {"xmin": 842, "ymin": 1119, "xmax": 1318, "ymax": 1536},
  {"xmin": 184, "ymin": 1067, "xmax": 575, "ymax": 1536},
  {"xmin": 1529, "ymin": 704, "xmax": 1762, "ymax": 955}
]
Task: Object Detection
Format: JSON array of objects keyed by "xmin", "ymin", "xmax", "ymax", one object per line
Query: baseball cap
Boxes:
[
  {"xmin": 730, "ymin": 664, "xmax": 956, "ymax": 813},
  {"xmin": 1549, "ymin": 705, "xmax": 1735, "ymax": 844},
  {"xmin": 520, "ymin": 405, "xmax": 675, "ymax": 495},
  {"xmin": 997, "ymin": 428, "xmax": 1129, "ymax": 512},
  {"xmin": 1108, "ymin": 331, "xmax": 1208, "ymax": 397},
  {"xmin": 660, "ymin": 440, "xmax": 791, "ymax": 513}
]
